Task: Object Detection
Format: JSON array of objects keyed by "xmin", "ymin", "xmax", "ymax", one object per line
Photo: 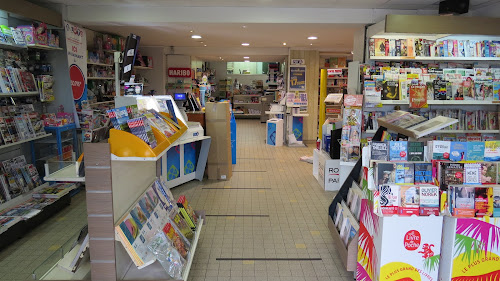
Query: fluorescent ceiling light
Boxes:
[
  {"xmin": 283, "ymin": 42, "xmax": 287, "ymax": 46},
  {"xmin": 243, "ymin": 56, "xmax": 250, "ymax": 59},
  {"xmin": 308, "ymin": 36, "xmax": 318, "ymax": 40},
  {"xmin": 191, "ymin": 35, "xmax": 202, "ymax": 39},
  {"xmin": 241, "ymin": 43, "xmax": 250, "ymax": 46}
]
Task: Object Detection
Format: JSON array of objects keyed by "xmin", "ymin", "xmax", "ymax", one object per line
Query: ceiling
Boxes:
[
  {"xmin": 35, "ymin": 0, "xmax": 500, "ymax": 10},
  {"xmin": 87, "ymin": 23, "xmax": 361, "ymax": 51}
]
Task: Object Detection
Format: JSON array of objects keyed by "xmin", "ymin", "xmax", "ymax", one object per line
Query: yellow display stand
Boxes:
[{"xmin": 109, "ymin": 112, "xmax": 188, "ymax": 159}]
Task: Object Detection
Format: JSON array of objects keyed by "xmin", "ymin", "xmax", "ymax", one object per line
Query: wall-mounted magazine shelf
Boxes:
[
  {"xmin": 0, "ymin": 133, "xmax": 51, "ymax": 150},
  {"xmin": 109, "ymin": 114, "xmax": 188, "ymax": 161},
  {"xmin": 0, "ymin": 42, "xmax": 27, "ymax": 50},
  {"xmin": 26, "ymin": 44, "xmax": 63, "ymax": 51},
  {"xmin": 379, "ymin": 100, "xmax": 499, "ymax": 106}
]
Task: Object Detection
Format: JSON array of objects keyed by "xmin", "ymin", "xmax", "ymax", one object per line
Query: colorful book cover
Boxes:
[
  {"xmin": 419, "ymin": 185, "xmax": 440, "ymax": 216},
  {"xmin": 389, "ymin": 141, "xmax": 408, "ymax": 161},
  {"xmin": 485, "ymin": 141, "xmax": 500, "ymax": 161},
  {"xmin": 433, "ymin": 80, "xmax": 448, "ymax": 100},
  {"xmin": 466, "ymin": 142, "xmax": 485, "ymax": 161},
  {"xmin": 415, "ymin": 163, "xmax": 433, "ymax": 185},
  {"xmin": 382, "ymin": 80, "xmax": 399, "ymax": 100},
  {"xmin": 379, "ymin": 185, "xmax": 400, "ymax": 215},
  {"xmin": 127, "ymin": 117, "xmax": 158, "ymax": 149},
  {"xmin": 494, "ymin": 187, "xmax": 500, "ymax": 217},
  {"xmin": 399, "ymin": 186, "xmax": 420, "ymax": 216},
  {"xmin": 374, "ymin": 39, "xmax": 386, "ymax": 56},
  {"xmin": 475, "ymin": 187, "xmax": 493, "ymax": 217},
  {"xmin": 370, "ymin": 141, "xmax": 389, "ymax": 161},
  {"xmin": 395, "ymin": 163, "xmax": 414, "ymax": 185},
  {"xmin": 162, "ymin": 222, "xmax": 190, "ymax": 259},
  {"xmin": 376, "ymin": 163, "xmax": 396, "ymax": 186},
  {"xmin": 432, "ymin": 141, "xmax": 451, "ymax": 160},
  {"xmin": 452, "ymin": 186, "xmax": 475, "ymax": 217},
  {"xmin": 464, "ymin": 163, "xmax": 481, "ymax": 185},
  {"xmin": 449, "ymin": 142, "xmax": 467, "ymax": 162},
  {"xmin": 409, "ymin": 84, "xmax": 427, "ymax": 108},
  {"xmin": 407, "ymin": 141, "xmax": 424, "ymax": 161},
  {"xmin": 441, "ymin": 163, "xmax": 464, "ymax": 190}
]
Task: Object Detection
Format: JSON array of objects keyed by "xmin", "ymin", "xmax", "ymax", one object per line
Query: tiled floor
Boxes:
[
  {"xmin": 0, "ymin": 119, "xmax": 352, "ymax": 281},
  {"xmin": 0, "ymin": 191, "xmax": 88, "ymax": 281}
]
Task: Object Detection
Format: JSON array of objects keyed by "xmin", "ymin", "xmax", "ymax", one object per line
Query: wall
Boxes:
[
  {"xmin": 209, "ymin": 61, "xmax": 274, "ymax": 87},
  {"xmin": 137, "ymin": 46, "xmax": 166, "ymax": 95},
  {"xmin": 289, "ymin": 50, "xmax": 320, "ymax": 142}
]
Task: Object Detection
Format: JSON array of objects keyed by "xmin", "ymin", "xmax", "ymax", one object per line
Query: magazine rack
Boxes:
[
  {"xmin": 84, "ymin": 143, "xmax": 204, "ymax": 281},
  {"xmin": 109, "ymin": 112, "xmax": 188, "ymax": 161}
]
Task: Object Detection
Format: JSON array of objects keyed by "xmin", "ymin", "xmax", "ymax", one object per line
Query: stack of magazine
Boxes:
[{"xmin": 377, "ymin": 110, "xmax": 458, "ymax": 139}]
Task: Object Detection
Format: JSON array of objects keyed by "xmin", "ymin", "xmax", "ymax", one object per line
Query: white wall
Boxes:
[
  {"xmin": 138, "ymin": 46, "xmax": 166, "ymax": 95},
  {"xmin": 209, "ymin": 61, "xmax": 275, "ymax": 87}
]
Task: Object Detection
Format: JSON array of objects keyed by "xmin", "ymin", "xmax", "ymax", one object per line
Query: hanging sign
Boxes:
[
  {"xmin": 291, "ymin": 59, "xmax": 305, "ymax": 65},
  {"xmin": 289, "ymin": 66, "xmax": 306, "ymax": 91},
  {"xmin": 65, "ymin": 21, "xmax": 87, "ymax": 106},
  {"xmin": 168, "ymin": 68, "xmax": 192, "ymax": 78}
]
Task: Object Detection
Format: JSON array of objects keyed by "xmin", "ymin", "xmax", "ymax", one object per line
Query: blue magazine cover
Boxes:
[
  {"xmin": 389, "ymin": 141, "xmax": 408, "ymax": 161},
  {"xmin": 466, "ymin": 142, "xmax": 485, "ymax": 161}
]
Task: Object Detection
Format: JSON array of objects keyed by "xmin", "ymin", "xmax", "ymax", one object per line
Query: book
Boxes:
[
  {"xmin": 431, "ymin": 141, "xmax": 451, "ymax": 160},
  {"xmin": 399, "ymin": 186, "xmax": 420, "ymax": 216},
  {"xmin": 464, "ymin": 163, "xmax": 481, "ymax": 185},
  {"xmin": 370, "ymin": 141, "xmax": 389, "ymax": 161},
  {"xmin": 379, "ymin": 185, "xmax": 400, "ymax": 215},
  {"xmin": 376, "ymin": 163, "xmax": 396, "ymax": 185},
  {"xmin": 165, "ymin": 100, "xmax": 179, "ymax": 125},
  {"xmin": 481, "ymin": 162, "xmax": 497, "ymax": 184},
  {"xmin": 415, "ymin": 163, "xmax": 433, "ymax": 185},
  {"xmin": 409, "ymin": 84, "xmax": 427, "ymax": 108},
  {"xmin": 452, "ymin": 186, "xmax": 475, "ymax": 217},
  {"xmin": 420, "ymin": 185, "xmax": 440, "ymax": 216},
  {"xmin": 333, "ymin": 202, "xmax": 342, "ymax": 225},
  {"xmin": 441, "ymin": 163, "xmax": 464, "ymax": 190},
  {"xmin": 449, "ymin": 142, "xmax": 467, "ymax": 162},
  {"xmin": 389, "ymin": 141, "xmax": 408, "ymax": 161},
  {"xmin": 382, "ymin": 80, "xmax": 399, "ymax": 100},
  {"xmin": 475, "ymin": 187, "xmax": 493, "ymax": 217},
  {"xmin": 494, "ymin": 187, "xmax": 500, "ymax": 217},
  {"xmin": 407, "ymin": 141, "xmax": 424, "ymax": 161},
  {"xmin": 484, "ymin": 141, "xmax": 500, "ymax": 161},
  {"xmin": 346, "ymin": 216, "xmax": 360, "ymax": 245},
  {"xmin": 395, "ymin": 163, "xmax": 414, "ymax": 185},
  {"xmin": 466, "ymin": 142, "xmax": 485, "ymax": 161}
]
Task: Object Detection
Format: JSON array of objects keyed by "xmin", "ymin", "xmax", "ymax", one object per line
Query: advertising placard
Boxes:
[{"xmin": 64, "ymin": 21, "xmax": 87, "ymax": 107}]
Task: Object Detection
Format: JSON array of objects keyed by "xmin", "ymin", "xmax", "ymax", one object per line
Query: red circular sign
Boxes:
[
  {"xmin": 69, "ymin": 64, "xmax": 85, "ymax": 100},
  {"xmin": 455, "ymin": 172, "xmax": 463, "ymax": 179},
  {"xmin": 404, "ymin": 230, "xmax": 421, "ymax": 251},
  {"xmin": 443, "ymin": 152, "xmax": 450, "ymax": 159},
  {"xmin": 400, "ymin": 151, "xmax": 407, "ymax": 158}
]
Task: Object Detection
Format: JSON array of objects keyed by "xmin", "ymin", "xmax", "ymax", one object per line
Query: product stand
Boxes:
[{"xmin": 84, "ymin": 141, "xmax": 204, "ymax": 281}]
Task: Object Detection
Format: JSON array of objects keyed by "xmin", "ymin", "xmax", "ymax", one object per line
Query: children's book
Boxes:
[
  {"xmin": 389, "ymin": 141, "xmax": 408, "ymax": 161},
  {"xmin": 395, "ymin": 163, "xmax": 414, "ymax": 185},
  {"xmin": 484, "ymin": 141, "xmax": 500, "ymax": 161},
  {"xmin": 419, "ymin": 185, "xmax": 440, "ymax": 216},
  {"xmin": 449, "ymin": 142, "xmax": 467, "ymax": 162},
  {"xmin": 371, "ymin": 141, "xmax": 389, "ymax": 161},
  {"xmin": 466, "ymin": 141, "xmax": 485, "ymax": 161},
  {"xmin": 399, "ymin": 186, "xmax": 420, "ymax": 216},
  {"xmin": 407, "ymin": 141, "xmax": 424, "ymax": 161},
  {"xmin": 414, "ymin": 163, "xmax": 433, "ymax": 185},
  {"xmin": 481, "ymin": 162, "xmax": 497, "ymax": 184},
  {"xmin": 475, "ymin": 187, "xmax": 493, "ymax": 217},
  {"xmin": 464, "ymin": 163, "xmax": 481, "ymax": 185},
  {"xmin": 379, "ymin": 185, "xmax": 400, "ymax": 215}
]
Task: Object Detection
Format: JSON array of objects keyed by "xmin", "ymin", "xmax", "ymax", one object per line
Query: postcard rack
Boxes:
[{"xmin": 84, "ymin": 143, "xmax": 204, "ymax": 281}]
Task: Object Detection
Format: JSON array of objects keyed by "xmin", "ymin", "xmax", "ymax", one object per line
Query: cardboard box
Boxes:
[{"xmin": 205, "ymin": 102, "xmax": 232, "ymax": 180}]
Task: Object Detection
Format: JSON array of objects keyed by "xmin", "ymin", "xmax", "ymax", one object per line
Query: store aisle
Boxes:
[
  {"xmin": 172, "ymin": 119, "xmax": 352, "ymax": 281},
  {"xmin": 0, "ymin": 191, "xmax": 88, "ymax": 281}
]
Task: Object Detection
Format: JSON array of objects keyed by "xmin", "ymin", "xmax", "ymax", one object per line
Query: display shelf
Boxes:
[
  {"xmin": 233, "ymin": 94, "xmax": 261, "ymax": 97},
  {"xmin": 87, "ymin": 100, "xmax": 114, "ymax": 106},
  {"xmin": 379, "ymin": 100, "xmax": 410, "ymax": 105},
  {"xmin": 327, "ymin": 215, "xmax": 357, "ymax": 271},
  {"xmin": 0, "ymin": 91, "xmax": 39, "ymax": 97},
  {"xmin": 0, "ymin": 134, "xmax": 51, "ymax": 150},
  {"xmin": 87, "ymin": 62, "xmax": 113, "ymax": 67},
  {"xmin": 378, "ymin": 100, "xmax": 498, "ymax": 105},
  {"xmin": 0, "ymin": 183, "xmax": 50, "ymax": 213},
  {"xmin": 36, "ymin": 136, "xmax": 73, "ymax": 144},
  {"xmin": 133, "ymin": 66, "xmax": 154, "ymax": 70},
  {"xmin": 0, "ymin": 42, "xmax": 27, "ymax": 50},
  {"xmin": 265, "ymin": 111, "xmax": 285, "ymax": 115},
  {"xmin": 292, "ymin": 113, "xmax": 309, "ymax": 117},
  {"xmin": 27, "ymin": 44, "xmax": 63, "ymax": 51},
  {"xmin": 109, "ymin": 114, "xmax": 188, "ymax": 161},
  {"xmin": 234, "ymin": 113, "xmax": 260, "ymax": 116},
  {"xmin": 370, "ymin": 56, "xmax": 500, "ymax": 61},
  {"xmin": 43, "ymin": 163, "xmax": 84, "ymax": 182},
  {"xmin": 233, "ymin": 102, "xmax": 261, "ymax": 105},
  {"xmin": 88, "ymin": 77, "xmax": 114, "ymax": 80},
  {"xmin": 436, "ymin": 129, "xmax": 500, "ymax": 134}
]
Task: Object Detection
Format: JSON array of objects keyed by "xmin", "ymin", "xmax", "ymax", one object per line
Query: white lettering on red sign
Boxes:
[{"xmin": 168, "ymin": 68, "xmax": 192, "ymax": 77}]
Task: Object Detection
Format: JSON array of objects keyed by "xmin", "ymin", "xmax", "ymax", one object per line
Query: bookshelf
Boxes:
[
  {"xmin": 369, "ymin": 56, "xmax": 500, "ymax": 61},
  {"xmin": 26, "ymin": 44, "xmax": 63, "ymax": 51}
]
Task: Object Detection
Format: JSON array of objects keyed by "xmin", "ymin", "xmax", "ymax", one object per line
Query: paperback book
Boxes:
[
  {"xmin": 419, "ymin": 185, "xmax": 440, "ymax": 216},
  {"xmin": 379, "ymin": 185, "xmax": 400, "ymax": 215},
  {"xmin": 466, "ymin": 142, "xmax": 485, "ymax": 161},
  {"xmin": 475, "ymin": 187, "xmax": 493, "ymax": 217},
  {"xmin": 389, "ymin": 141, "xmax": 408, "ymax": 161},
  {"xmin": 464, "ymin": 163, "xmax": 481, "ymax": 185},
  {"xmin": 414, "ymin": 163, "xmax": 433, "ymax": 184},
  {"xmin": 376, "ymin": 163, "xmax": 396, "ymax": 185},
  {"xmin": 431, "ymin": 141, "xmax": 451, "ymax": 160},
  {"xmin": 484, "ymin": 141, "xmax": 500, "ymax": 161},
  {"xmin": 399, "ymin": 186, "xmax": 420, "ymax": 216},
  {"xmin": 452, "ymin": 186, "xmax": 475, "ymax": 217},
  {"xmin": 494, "ymin": 187, "xmax": 500, "ymax": 217},
  {"xmin": 407, "ymin": 141, "xmax": 424, "ymax": 161},
  {"xmin": 371, "ymin": 141, "xmax": 389, "ymax": 161},
  {"xmin": 481, "ymin": 162, "xmax": 497, "ymax": 184},
  {"xmin": 441, "ymin": 163, "xmax": 464, "ymax": 190},
  {"xmin": 395, "ymin": 163, "xmax": 414, "ymax": 185},
  {"xmin": 449, "ymin": 142, "xmax": 467, "ymax": 162}
]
